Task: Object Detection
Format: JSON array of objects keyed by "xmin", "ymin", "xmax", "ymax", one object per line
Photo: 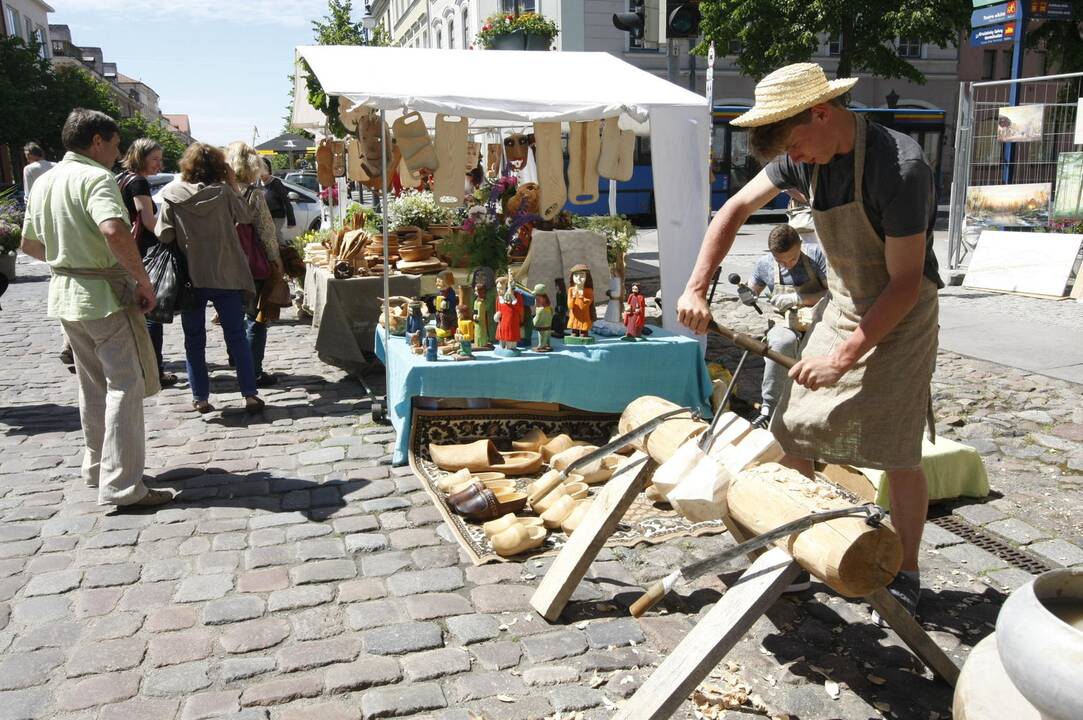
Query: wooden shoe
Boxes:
[
  {"xmin": 541, "ymin": 494, "xmax": 579, "ymax": 529},
  {"xmin": 540, "ymin": 434, "xmax": 583, "ymax": 462},
  {"xmin": 579, "ymin": 456, "xmax": 619, "ymax": 485},
  {"xmin": 448, "ymin": 478, "xmax": 515, "ymax": 496},
  {"xmin": 450, "ymin": 485, "xmax": 528, "ymax": 521},
  {"xmin": 437, "ymin": 469, "xmax": 506, "ymax": 493},
  {"xmin": 531, "ymin": 481, "xmax": 588, "ymax": 515},
  {"xmin": 491, "ymin": 523, "xmax": 546, "ymax": 557},
  {"xmin": 561, "ymin": 499, "xmax": 593, "ymax": 535},
  {"xmin": 429, "ymin": 439, "xmax": 541, "ymax": 476},
  {"xmin": 482, "ymin": 513, "xmax": 544, "ymax": 539},
  {"xmin": 512, "ymin": 428, "xmax": 549, "ymax": 453}
]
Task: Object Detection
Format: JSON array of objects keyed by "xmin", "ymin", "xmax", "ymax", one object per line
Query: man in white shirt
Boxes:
[{"xmin": 22, "ymin": 143, "xmax": 55, "ymax": 200}]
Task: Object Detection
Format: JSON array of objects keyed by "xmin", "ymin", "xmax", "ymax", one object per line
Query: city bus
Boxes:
[{"xmin": 565, "ymin": 105, "xmax": 947, "ymax": 221}]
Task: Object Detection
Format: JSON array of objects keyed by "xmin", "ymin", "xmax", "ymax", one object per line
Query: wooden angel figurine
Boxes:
[
  {"xmin": 493, "ymin": 270, "xmax": 523, "ymax": 355},
  {"xmin": 566, "ymin": 264, "xmax": 595, "ymax": 344},
  {"xmin": 622, "ymin": 282, "xmax": 646, "ymax": 341},
  {"xmin": 532, "ymin": 283, "xmax": 554, "ymax": 352},
  {"xmin": 472, "ymin": 281, "xmax": 495, "ymax": 350}
]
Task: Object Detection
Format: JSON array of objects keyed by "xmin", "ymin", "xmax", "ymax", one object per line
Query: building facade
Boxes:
[{"xmin": 1, "ymin": 0, "xmax": 52, "ymax": 54}]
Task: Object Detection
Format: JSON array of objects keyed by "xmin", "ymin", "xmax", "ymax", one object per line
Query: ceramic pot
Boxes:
[
  {"xmin": 0, "ymin": 253, "xmax": 15, "ymax": 283},
  {"xmin": 524, "ymin": 33, "xmax": 551, "ymax": 50},
  {"xmin": 489, "ymin": 30, "xmax": 526, "ymax": 50},
  {"xmin": 996, "ymin": 568, "xmax": 1083, "ymax": 720}
]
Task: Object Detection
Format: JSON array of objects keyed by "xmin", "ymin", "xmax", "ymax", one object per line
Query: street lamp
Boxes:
[
  {"xmin": 886, "ymin": 89, "xmax": 900, "ymax": 109},
  {"xmin": 361, "ymin": 3, "xmax": 376, "ymax": 41}
]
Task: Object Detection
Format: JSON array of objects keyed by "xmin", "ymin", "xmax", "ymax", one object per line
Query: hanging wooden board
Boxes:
[
  {"xmin": 433, "ymin": 114, "xmax": 469, "ymax": 207},
  {"xmin": 567, "ymin": 120, "xmax": 601, "ymax": 205},
  {"xmin": 533, "ymin": 122, "xmax": 567, "ymax": 220}
]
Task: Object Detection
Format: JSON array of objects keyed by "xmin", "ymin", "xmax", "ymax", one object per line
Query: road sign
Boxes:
[
  {"xmin": 972, "ymin": 1, "xmax": 1019, "ymax": 27},
  {"xmin": 969, "ymin": 20, "xmax": 1018, "ymax": 46},
  {"xmin": 1030, "ymin": 0, "xmax": 1072, "ymax": 18}
]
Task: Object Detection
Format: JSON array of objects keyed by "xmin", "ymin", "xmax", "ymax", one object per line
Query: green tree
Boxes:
[
  {"xmin": 117, "ymin": 114, "xmax": 188, "ymax": 171},
  {"xmin": 40, "ymin": 66, "xmax": 120, "ymax": 157},
  {"xmin": 0, "ymin": 36, "xmax": 54, "ymax": 155},
  {"xmin": 697, "ymin": 0, "xmax": 971, "ymax": 82},
  {"xmin": 1025, "ymin": 1, "xmax": 1083, "ymax": 74}
]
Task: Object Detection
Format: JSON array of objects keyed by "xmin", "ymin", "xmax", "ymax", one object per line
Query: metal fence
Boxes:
[{"xmin": 946, "ymin": 71, "xmax": 1083, "ymax": 275}]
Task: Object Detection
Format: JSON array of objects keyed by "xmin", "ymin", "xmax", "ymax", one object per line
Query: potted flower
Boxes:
[
  {"xmin": 387, "ymin": 190, "xmax": 454, "ymax": 231},
  {"xmin": 476, "ymin": 12, "xmax": 559, "ymax": 51},
  {"xmin": 0, "ymin": 190, "xmax": 23, "ymax": 282}
]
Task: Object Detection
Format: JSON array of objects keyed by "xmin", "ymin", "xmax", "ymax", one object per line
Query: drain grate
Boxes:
[{"xmin": 930, "ymin": 514, "xmax": 1053, "ymax": 575}]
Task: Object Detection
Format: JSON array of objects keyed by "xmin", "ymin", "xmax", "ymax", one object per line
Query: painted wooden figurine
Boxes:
[
  {"xmin": 455, "ymin": 303, "xmax": 475, "ymax": 360},
  {"xmin": 434, "ymin": 295, "xmax": 456, "ymax": 340},
  {"xmin": 552, "ymin": 277, "xmax": 568, "ymax": 338},
  {"xmin": 424, "ymin": 326, "xmax": 439, "ymax": 361},
  {"xmin": 434, "ymin": 270, "xmax": 458, "ymax": 327},
  {"xmin": 406, "ymin": 300, "xmax": 426, "ymax": 337},
  {"xmin": 622, "ymin": 282, "xmax": 646, "ymax": 341},
  {"xmin": 566, "ymin": 264, "xmax": 595, "ymax": 344},
  {"xmin": 532, "ymin": 283, "xmax": 554, "ymax": 352},
  {"xmin": 472, "ymin": 281, "xmax": 495, "ymax": 350},
  {"xmin": 493, "ymin": 271, "xmax": 523, "ymax": 355}
]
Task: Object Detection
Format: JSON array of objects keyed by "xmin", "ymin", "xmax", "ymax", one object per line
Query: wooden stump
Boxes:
[{"xmin": 618, "ymin": 396, "xmax": 706, "ymax": 463}]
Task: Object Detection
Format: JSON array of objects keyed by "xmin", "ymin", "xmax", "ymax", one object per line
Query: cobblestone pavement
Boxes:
[{"xmin": 1, "ymin": 254, "xmax": 1082, "ymax": 720}]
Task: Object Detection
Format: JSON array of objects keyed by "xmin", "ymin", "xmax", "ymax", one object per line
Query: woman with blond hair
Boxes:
[
  {"xmin": 117, "ymin": 138, "xmax": 178, "ymax": 386},
  {"xmin": 156, "ymin": 143, "xmax": 265, "ymax": 415},
  {"xmin": 225, "ymin": 141, "xmax": 282, "ymax": 388}
]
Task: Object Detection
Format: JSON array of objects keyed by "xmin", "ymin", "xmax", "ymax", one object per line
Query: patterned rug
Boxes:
[{"xmin": 408, "ymin": 405, "xmax": 727, "ymax": 565}]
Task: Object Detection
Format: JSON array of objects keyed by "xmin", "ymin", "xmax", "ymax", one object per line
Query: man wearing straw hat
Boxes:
[{"xmin": 678, "ymin": 63, "xmax": 942, "ymax": 621}]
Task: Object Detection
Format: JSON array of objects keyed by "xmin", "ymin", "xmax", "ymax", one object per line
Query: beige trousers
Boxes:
[{"xmin": 61, "ymin": 312, "xmax": 149, "ymax": 506}]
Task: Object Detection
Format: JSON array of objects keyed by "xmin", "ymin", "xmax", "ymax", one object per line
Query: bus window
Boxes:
[
  {"xmin": 729, "ymin": 129, "xmax": 760, "ymax": 189},
  {"xmin": 710, "ymin": 124, "xmax": 726, "ymax": 176}
]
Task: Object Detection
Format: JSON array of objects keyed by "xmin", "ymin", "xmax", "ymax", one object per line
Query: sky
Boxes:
[{"xmin": 48, "ymin": 0, "xmax": 340, "ymax": 146}]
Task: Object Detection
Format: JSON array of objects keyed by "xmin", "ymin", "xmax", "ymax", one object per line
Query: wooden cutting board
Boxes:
[{"xmin": 433, "ymin": 115, "xmax": 469, "ymax": 207}]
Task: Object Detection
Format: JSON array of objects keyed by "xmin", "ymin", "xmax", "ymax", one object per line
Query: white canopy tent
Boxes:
[{"xmin": 292, "ymin": 45, "xmax": 710, "ymax": 335}]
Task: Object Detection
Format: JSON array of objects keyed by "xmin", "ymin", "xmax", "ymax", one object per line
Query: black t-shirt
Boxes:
[
  {"xmin": 765, "ymin": 119, "xmax": 943, "ymax": 289},
  {"xmin": 118, "ymin": 172, "xmax": 157, "ymax": 254}
]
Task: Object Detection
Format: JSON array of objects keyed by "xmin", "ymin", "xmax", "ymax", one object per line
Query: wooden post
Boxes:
[
  {"xmin": 866, "ymin": 587, "xmax": 960, "ymax": 686},
  {"xmin": 613, "ymin": 548, "xmax": 802, "ymax": 720},
  {"xmin": 530, "ymin": 452, "xmax": 652, "ymax": 621}
]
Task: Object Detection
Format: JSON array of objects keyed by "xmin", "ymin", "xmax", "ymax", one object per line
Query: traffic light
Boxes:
[
  {"xmin": 666, "ymin": 1, "xmax": 700, "ymax": 38},
  {"xmin": 612, "ymin": 0, "xmax": 646, "ymax": 40}
]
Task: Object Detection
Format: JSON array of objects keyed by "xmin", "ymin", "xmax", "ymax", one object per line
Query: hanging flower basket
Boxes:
[{"xmin": 477, "ymin": 13, "xmax": 558, "ymax": 51}]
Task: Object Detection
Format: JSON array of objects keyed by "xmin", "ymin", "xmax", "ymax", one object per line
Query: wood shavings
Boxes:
[
  {"xmin": 867, "ymin": 674, "xmax": 886, "ymax": 685},
  {"xmin": 589, "ymin": 673, "xmax": 605, "ymax": 688},
  {"xmin": 824, "ymin": 679, "xmax": 841, "ymax": 699},
  {"xmin": 873, "ymin": 701, "xmax": 891, "ymax": 712},
  {"xmin": 496, "ymin": 695, "xmax": 515, "ymax": 703}
]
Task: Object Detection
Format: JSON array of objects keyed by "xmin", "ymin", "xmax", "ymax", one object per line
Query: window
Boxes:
[
  {"xmin": 1001, "ymin": 49, "xmax": 1013, "ymax": 79},
  {"xmin": 728, "ymin": 39, "xmax": 742, "ymax": 55},
  {"xmin": 897, "ymin": 37, "xmax": 922, "ymax": 58},
  {"xmin": 981, "ymin": 49, "xmax": 996, "ymax": 80},
  {"xmin": 448, "ymin": 18, "xmax": 455, "ymax": 48},
  {"xmin": 461, "ymin": 7, "xmax": 469, "ymax": 48},
  {"xmin": 828, "ymin": 34, "xmax": 842, "ymax": 56},
  {"xmin": 501, "ymin": 0, "xmax": 536, "ymax": 12},
  {"xmin": 6, "ymin": 7, "xmax": 21, "ymax": 39},
  {"xmin": 35, "ymin": 25, "xmax": 48, "ymax": 57},
  {"xmin": 435, "ymin": 27, "xmax": 442, "ymax": 48}
]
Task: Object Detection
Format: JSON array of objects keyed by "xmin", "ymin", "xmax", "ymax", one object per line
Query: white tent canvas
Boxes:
[{"xmin": 293, "ymin": 45, "xmax": 710, "ymax": 334}]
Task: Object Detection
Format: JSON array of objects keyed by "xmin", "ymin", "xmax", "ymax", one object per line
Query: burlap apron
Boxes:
[
  {"xmin": 51, "ymin": 265, "xmax": 162, "ymax": 399},
  {"xmin": 770, "ymin": 116, "xmax": 938, "ymax": 471},
  {"xmin": 772, "ymin": 252, "xmax": 826, "ymax": 333}
]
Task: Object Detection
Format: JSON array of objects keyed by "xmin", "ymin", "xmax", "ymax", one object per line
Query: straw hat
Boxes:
[{"xmin": 731, "ymin": 63, "xmax": 859, "ymax": 128}]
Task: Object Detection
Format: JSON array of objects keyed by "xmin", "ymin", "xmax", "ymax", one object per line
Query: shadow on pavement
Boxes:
[{"xmin": 0, "ymin": 402, "xmax": 82, "ymax": 435}]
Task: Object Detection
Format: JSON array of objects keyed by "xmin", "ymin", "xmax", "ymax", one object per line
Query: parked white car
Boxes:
[{"xmin": 150, "ymin": 174, "xmax": 321, "ymax": 242}]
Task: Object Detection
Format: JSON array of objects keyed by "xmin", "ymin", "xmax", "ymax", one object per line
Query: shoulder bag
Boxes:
[{"xmin": 237, "ymin": 187, "xmax": 271, "ymax": 280}]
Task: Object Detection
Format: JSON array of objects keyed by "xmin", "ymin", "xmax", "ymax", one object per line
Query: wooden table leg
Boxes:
[
  {"xmin": 613, "ymin": 548, "xmax": 802, "ymax": 720},
  {"xmin": 530, "ymin": 452, "xmax": 652, "ymax": 622},
  {"xmin": 865, "ymin": 587, "xmax": 960, "ymax": 686}
]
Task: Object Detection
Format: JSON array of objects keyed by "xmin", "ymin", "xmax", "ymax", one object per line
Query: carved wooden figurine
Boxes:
[
  {"xmin": 472, "ymin": 282, "xmax": 495, "ymax": 350},
  {"xmin": 455, "ymin": 303, "xmax": 475, "ymax": 360},
  {"xmin": 622, "ymin": 282, "xmax": 646, "ymax": 341},
  {"xmin": 532, "ymin": 284, "xmax": 554, "ymax": 352},
  {"xmin": 566, "ymin": 264, "xmax": 595, "ymax": 344},
  {"xmin": 494, "ymin": 271, "xmax": 523, "ymax": 355}
]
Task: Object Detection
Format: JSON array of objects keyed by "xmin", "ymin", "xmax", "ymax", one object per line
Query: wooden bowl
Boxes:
[{"xmin": 399, "ymin": 246, "xmax": 434, "ymax": 262}]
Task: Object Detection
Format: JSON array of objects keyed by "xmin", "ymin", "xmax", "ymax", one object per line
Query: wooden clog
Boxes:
[
  {"xmin": 561, "ymin": 499, "xmax": 593, "ymax": 535},
  {"xmin": 531, "ymin": 481, "xmax": 588, "ymax": 515},
  {"xmin": 436, "ymin": 468, "xmax": 472, "ymax": 493},
  {"xmin": 450, "ymin": 485, "xmax": 528, "ymax": 521},
  {"xmin": 448, "ymin": 478, "xmax": 515, "ymax": 495},
  {"xmin": 491, "ymin": 523, "xmax": 546, "ymax": 557},
  {"xmin": 429, "ymin": 439, "xmax": 541, "ymax": 476},
  {"xmin": 541, "ymin": 494, "xmax": 578, "ymax": 529},
  {"xmin": 512, "ymin": 428, "xmax": 549, "ymax": 453},
  {"xmin": 540, "ymin": 434, "xmax": 584, "ymax": 462},
  {"xmin": 579, "ymin": 456, "xmax": 620, "ymax": 485},
  {"xmin": 482, "ymin": 513, "xmax": 544, "ymax": 539}
]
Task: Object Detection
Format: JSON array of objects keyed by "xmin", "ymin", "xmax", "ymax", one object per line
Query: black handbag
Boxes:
[{"xmin": 143, "ymin": 242, "xmax": 195, "ymax": 323}]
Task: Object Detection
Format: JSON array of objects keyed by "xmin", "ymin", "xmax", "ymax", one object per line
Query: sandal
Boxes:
[
  {"xmin": 192, "ymin": 400, "xmax": 215, "ymax": 414},
  {"xmin": 245, "ymin": 396, "xmax": 266, "ymax": 415}
]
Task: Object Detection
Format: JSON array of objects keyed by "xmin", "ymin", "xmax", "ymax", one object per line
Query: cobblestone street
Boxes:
[{"xmin": 1, "ymin": 254, "xmax": 1082, "ymax": 720}]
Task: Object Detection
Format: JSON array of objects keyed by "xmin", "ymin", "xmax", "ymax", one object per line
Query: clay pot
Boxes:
[
  {"xmin": 491, "ymin": 523, "xmax": 546, "ymax": 557},
  {"xmin": 996, "ymin": 568, "xmax": 1083, "ymax": 720}
]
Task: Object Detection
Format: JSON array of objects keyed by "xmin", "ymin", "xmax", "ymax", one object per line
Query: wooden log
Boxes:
[
  {"xmin": 617, "ymin": 396, "xmax": 706, "ymax": 463},
  {"xmin": 727, "ymin": 463, "xmax": 902, "ymax": 597}
]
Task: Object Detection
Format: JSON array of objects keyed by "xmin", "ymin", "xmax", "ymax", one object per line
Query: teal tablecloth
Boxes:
[{"xmin": 374, "ymin": 326, "xmax": 713, "ymax": 465}]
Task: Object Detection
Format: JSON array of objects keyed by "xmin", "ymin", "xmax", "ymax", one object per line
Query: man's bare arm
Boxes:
[
  {"xmin": 677, "ymin": 169, "xmax": 781, "ymax": 334},
  {"xmin": 100, "ymin": 218, "xmax": 151, "ymax": 285},
  {"xmin": 20, "ymin": 237, "xmax": 46, "ymax": 261}
]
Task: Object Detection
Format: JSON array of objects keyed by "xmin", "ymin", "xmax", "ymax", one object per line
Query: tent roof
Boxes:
[
  {"xmin": 255, "ymin": 132, "xmax": 315, "ymax": 152},
  {"xmin": 293, "ymin": 46, "xmax": 705, "ymax": 128}
]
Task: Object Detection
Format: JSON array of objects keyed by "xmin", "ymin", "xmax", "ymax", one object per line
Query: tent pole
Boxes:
[{"xmin": 380, "ymin": 109, "xmax": 391, "ymax": 406}]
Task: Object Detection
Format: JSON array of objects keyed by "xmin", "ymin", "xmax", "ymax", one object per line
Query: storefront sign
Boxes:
[
  {"xmin": 969, "ymin": 21, "xmax": 1017, "ymax": 46},
  {"xmin": 972, "ymin": 1, "xmax": 1019, "ymax": 27},
  {"xmin": 1029, "ymin": 0, "xmax": 1072, "ymax": 18}
]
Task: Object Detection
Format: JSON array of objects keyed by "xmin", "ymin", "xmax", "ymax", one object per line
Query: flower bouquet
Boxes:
[{"xmin": 476, "ymin": 12, "xmax": 559, "ymax": 50}]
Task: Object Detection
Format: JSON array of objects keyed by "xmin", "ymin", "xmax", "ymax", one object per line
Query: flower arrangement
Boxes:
[
  {"xmin": 319, "ymin": 184, "xmax": 340, "ymax": 207},
  {"xmin": 476, "ymin": 12, "xmax": 559, "ymax": 49},
  {"xmin": 387, "ymin": 190, "xmax": 453, "ymax": 230},
  {"xmin": 572, "ymin": 214, "xmax": 637, "ymax": 266},
  {"xmin": 0, "ymin": 190, "xmax": 24, "ymax": 256}
]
